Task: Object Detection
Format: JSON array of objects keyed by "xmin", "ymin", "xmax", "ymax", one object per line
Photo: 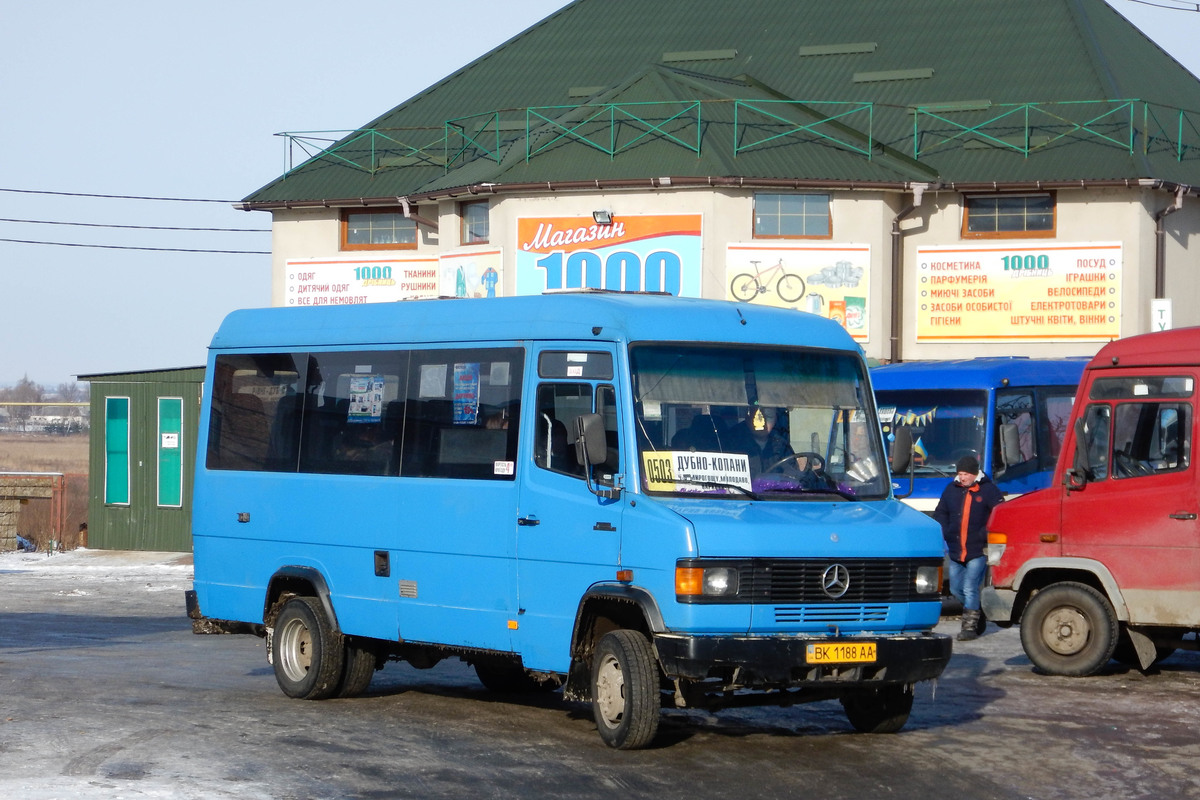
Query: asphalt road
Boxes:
[{"xmin": 2, "ymin": 550, "xmax": 1198, "ymax": 800}]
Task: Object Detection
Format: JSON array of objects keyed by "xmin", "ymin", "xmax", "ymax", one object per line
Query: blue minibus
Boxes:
[
  {"xmin": 873, "ymin": 358, "xmax": 1087, "ymax": 511},
  {"xmin": 186, "ymin": 293, "xmax": 950, "ymax": 749}
]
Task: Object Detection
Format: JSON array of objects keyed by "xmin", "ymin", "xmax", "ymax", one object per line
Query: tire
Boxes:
[
  {"xmin": 336, "ymin": 637, "xmax": 377, "ymax": 698},
  {"xmin": 776, "ymin": 272, "xmax": 806, "ymax": 303},
  {"xmin": 591, "ymin": 630, "xmax": 660, "ymax": 750},
  {"xmin": 1019, "ymin": 582, "xmax": 1118, "ymax": 676},
  {"xmin": 272, "ymin": 596, "xmax": 345, "ymax": 700},
  {"xmin": 730, "ymin": 273, "xmax": 762, "ymax": 302},
  {"xmin": 840, "ymin": 684, "xmax": 914, "ymax": 734}
]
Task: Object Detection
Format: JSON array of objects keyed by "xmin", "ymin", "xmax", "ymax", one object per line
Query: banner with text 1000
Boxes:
[
  {"xmin": 516, "ymin": 214, "xmax": 703, "ymax": 297},
  {"xmin": 915, "ymin": 242, "xmax": 1121, "ymax": 341}
]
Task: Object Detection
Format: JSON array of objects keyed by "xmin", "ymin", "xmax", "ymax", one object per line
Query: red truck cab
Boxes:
[{"xmin": 983, "ymin": 327, "xmax": 1200, "ymax": 675}]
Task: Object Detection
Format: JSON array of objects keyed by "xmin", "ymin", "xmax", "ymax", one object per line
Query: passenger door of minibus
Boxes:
[{"xmin": 516, "ymin": 345, "xmax": 623, "ymax": 671}]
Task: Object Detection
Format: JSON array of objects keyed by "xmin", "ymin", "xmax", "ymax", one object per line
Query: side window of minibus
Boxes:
[
  {"xmin": 596, "ymin": 384, "xmax": 621, "ymax": 484},
  {"xmin": 995, "ymin": 390, "xmax": 1035, "ymax": 476},
  {"xmin": 400, "ymin": 348, "xmax": 523, "ymax": 480},
  {"xmin": 534, "ymin": 383, "xmax": 588, "ymax": 477},
  {"xmin": 1080, "ymin": 404, "xmax": 1111, "ymax": 481},
  {"xmin": 207, "ymin": 353, "xmax": 303, "ymax": 472},
  {"xmin": 1111, "ymin": 401, "xmax": 1191, "ymax": 479},
  {"xmin": 296, "ymin": 350, "xmax": 405, "ymax": 477},
  {"xmin": 1041, "ymin": 392, "xmax": 1076, "ymax": 468}
]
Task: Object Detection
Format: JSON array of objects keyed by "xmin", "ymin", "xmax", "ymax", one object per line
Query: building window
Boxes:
[
  {"xmin": 461, "ymin": 201, "xmax": 489, "ymax": 244},
  {"xmin": 753, "ymin": 193, "xmax": 831, "ymax": 238},
  {"xmin": 341, "ymin": 209, "xmax": 417, "ymax": 250},
  {"xmin": 963, "ymin": 193, "xmax": 1055, "ymax": 238}
]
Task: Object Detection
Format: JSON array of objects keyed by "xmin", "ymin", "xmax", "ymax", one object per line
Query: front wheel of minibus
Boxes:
[
  {"xmin": 840, "ymin": 684, "xmax": 914, "ymax": 733},
  {"xmin": 591, "ymin": 630, "xmax": 660, "ymax": 749},
  {"xmin": 272, "ymin": 596, "xmax": 345, "ymax": 700}
]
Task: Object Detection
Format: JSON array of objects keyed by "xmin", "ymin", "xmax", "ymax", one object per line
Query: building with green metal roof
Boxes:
[{"xmin": 240, "ymin": 0, "xmax": 1200, "ymax": 362}]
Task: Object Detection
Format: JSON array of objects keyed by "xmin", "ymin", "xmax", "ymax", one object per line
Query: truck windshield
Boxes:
[
  {"xmin": 631, "ymin": 344, "xmax": 887, "ymax": 500},
  {"xmin": 876, "ymin": 389, "xmax": 987, "ymax": 477}
]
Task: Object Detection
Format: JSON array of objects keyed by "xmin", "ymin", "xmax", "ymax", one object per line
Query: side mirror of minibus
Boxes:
[
  {"xmin": 889, "ymin": 426, "xmax": 916, "ymax": 499},
  {"xmin": 1065, "ymin": 418, "xmax": 1090, "ymax": 491},
  {"xmin": 574, "ymin": 413, "xmax": 621, "ymax": 500}
]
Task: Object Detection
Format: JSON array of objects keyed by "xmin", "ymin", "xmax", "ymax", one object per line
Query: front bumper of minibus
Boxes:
[{"xmin": 653, "ymin": 631, "xmax": 952, "ymax": 688}]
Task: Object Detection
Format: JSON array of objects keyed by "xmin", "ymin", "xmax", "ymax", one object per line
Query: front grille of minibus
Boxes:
[{"xmin": 736, "ymin": 558, "xmax": 936, "ymax": 605}]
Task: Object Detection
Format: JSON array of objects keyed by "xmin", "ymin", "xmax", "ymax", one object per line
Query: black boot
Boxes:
[{"xmin": 957, "ymin": 609, "xmax": 980, "ymax": 641}]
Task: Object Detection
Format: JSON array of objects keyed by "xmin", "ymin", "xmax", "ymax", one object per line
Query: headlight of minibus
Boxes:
[
  {"xmin": 915, "ymin": 565, "xmax": 941, "ymax": 595},
  {"xmin": 676, "ymin": 563, "xmax": 740, "ymax": 601}
]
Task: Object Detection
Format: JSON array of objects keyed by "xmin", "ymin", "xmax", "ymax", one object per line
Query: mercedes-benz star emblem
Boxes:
[{"xmin": 821, "ymin": 563, "xmax": 850, "ymax": 599}]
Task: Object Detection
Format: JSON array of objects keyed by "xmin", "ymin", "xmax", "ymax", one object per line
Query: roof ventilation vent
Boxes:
[{"xmin": 798, "ymin": 42, "xmax": 877, "ymax": 57}]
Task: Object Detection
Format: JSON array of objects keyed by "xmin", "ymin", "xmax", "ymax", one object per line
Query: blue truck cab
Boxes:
[
  {"xmin": 186, "ymin": 293, "xmax": 950, "ymax": 748},
  {"xmin": 873, "ymin": 357, "xmax": 1086, "ymax": 511}
]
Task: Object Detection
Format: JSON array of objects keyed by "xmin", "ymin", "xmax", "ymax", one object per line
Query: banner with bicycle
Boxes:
[{"xmin": 725, "ymin": 243, "xmax": 871, "ymax": 342}]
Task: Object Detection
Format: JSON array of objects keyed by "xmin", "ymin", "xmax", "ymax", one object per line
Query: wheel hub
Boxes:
[
  {"xmin": 1041, "ymin": 606, "xmax": 1090, "ymax": 656},
  {"xmin": 594, "ymin": 654, "xmax": 625, "ymax": 726}
]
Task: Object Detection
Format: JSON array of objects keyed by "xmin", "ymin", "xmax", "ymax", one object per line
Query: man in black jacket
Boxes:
[{"xmin": 933, "ymin": 455, "xmax": 1005, "ymax": 641}]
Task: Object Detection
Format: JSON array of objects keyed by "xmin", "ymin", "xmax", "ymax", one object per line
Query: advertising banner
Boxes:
[
  {"xmin": 725, "ymin": 243, "xmax": 871, "ymax": 342},
  {"xmin": 286, "ymin": 252, "xmax": 504, "ymax": 305},
  {"xmin": 285, "ymin": 256, "xmax": 440, "ymax": 306},
  {"xmin": 516, "ymin": 214, "xmax": 702, "ymax": 296},
  {"xmin": 915, "ymin": 242, "xmax": 1121, "ymax": 341},
  {"xmin": 439, "ymin": 249, "xmax": 503, "ymax": 298}
]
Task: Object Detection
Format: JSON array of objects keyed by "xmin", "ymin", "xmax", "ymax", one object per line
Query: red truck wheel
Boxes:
[{"xmin": 1019, "ymin": 582, "xmax": 1118, "ymax": 676}]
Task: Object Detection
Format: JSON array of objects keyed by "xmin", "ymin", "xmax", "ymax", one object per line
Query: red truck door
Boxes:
[{"xmin": 1063, "ymin": 372, "xmax": 1200, "ymax": 627}]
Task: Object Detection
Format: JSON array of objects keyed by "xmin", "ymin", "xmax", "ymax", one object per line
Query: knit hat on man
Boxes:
[{"xmin": 955, "ymin": 455, "xmax": 980, "ymax": 475}]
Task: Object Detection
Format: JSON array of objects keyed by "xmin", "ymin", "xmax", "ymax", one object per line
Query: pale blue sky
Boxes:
[{"xmin": 1, "ymin": 0, "xmax": 1195, "ymax": 389}]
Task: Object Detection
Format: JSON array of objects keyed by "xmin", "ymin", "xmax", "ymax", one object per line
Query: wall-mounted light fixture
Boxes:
[{"xmin": 592, "ymin": 210, "xmax": 613, "ymax": 225}]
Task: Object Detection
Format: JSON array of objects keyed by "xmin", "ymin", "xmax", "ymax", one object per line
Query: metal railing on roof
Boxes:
[
  {"xmin": 275, "ymin": 97, "xmax": 1200, "ymax": 179},
  {"xmin": 911, "ymin": 99, "xmax": 1200, "ymax": 161},
  {"xmin": 733, "ymin": 100, "xmax": 875, "ymax": 158}
]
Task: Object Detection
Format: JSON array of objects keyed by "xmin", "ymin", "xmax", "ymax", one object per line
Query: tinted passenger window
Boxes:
[
  {"xmin": 207, "ymin": 354, "xmax": 303, "ymax": 472},
  {"xmin": 400, "ymin": 348, "xmax": 523, "ymax": 480},
  {"xmin": 206, "ymin": 347, "xmax": 523, "ymax": 481}
]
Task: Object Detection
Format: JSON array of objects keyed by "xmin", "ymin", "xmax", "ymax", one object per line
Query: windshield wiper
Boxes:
[
  {"xmin": 762, "ymin": 483, "xmax": 858, "ymax": 501},
  {"xmin": 673, "ymin": 478, "xmax": 761, "ymax": 500}
]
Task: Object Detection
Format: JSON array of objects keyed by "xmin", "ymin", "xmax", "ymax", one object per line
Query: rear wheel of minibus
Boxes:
[
  {"xmin": 591, "ymin": 630, "xmax": 660, "ymax": 749},
  {"xmin": 272, "ymin": 596, "xmax": 345, "ymax": 700}
]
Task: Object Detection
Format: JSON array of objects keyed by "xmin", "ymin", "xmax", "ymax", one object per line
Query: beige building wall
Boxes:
[{"xmin": 265, "ymin": 185, "xmax": 1199, "ymax": 362}]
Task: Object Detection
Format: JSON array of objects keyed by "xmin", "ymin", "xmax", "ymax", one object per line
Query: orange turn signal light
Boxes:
[{"xmin": 675, "ymin": 567, "xmax": 704, "ymax": 596}]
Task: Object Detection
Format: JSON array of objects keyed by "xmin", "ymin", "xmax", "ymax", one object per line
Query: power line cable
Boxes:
[
  {"xmin": 0, "ymin": 237, "xmax": 269, "ymax": 254},
  {"xmin": 1127, "ymin": 0, "xmax": 1199, "ymax": 10},
  {"xmin": 0, "ymin": 187, "xmax": 243, "ymax": 203},
  {"xmin": 0, "ymin": 217, "xmax": 268, "ymax": 233}
]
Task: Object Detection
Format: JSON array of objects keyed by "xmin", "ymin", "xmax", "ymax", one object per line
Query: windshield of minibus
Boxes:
[
  {"xmin": 876, "ymin": 389, "xmax": 987, "ymax": 477},
  {"xmin": 631, "ymin": 344, "xmax": 887, "ymax": 500}
]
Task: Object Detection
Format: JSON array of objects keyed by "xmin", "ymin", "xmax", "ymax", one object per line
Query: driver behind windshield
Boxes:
[{"xmin": 724, "ymin": 405, "xmax": 794, "ymax": 477}]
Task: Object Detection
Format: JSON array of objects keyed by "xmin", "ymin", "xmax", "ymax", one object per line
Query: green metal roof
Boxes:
[{"xmin": 243, "ymin": 0, "xmax": 1200, "ymax": 207}]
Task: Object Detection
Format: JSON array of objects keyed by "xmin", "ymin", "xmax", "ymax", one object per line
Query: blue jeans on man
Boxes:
[{"xmin": 947, "ymin": 556, "xmax": 987, "ymax": 612}]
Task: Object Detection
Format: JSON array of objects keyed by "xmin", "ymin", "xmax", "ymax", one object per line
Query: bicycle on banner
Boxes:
[{"xmin": 730, "ymin": 259, "xmax": 806, "ymax": 303}]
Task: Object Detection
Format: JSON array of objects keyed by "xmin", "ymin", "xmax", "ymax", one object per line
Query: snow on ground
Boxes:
[{"xmin": 0, "ymin": 547, "xmax": 193, "ymax": 587}]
